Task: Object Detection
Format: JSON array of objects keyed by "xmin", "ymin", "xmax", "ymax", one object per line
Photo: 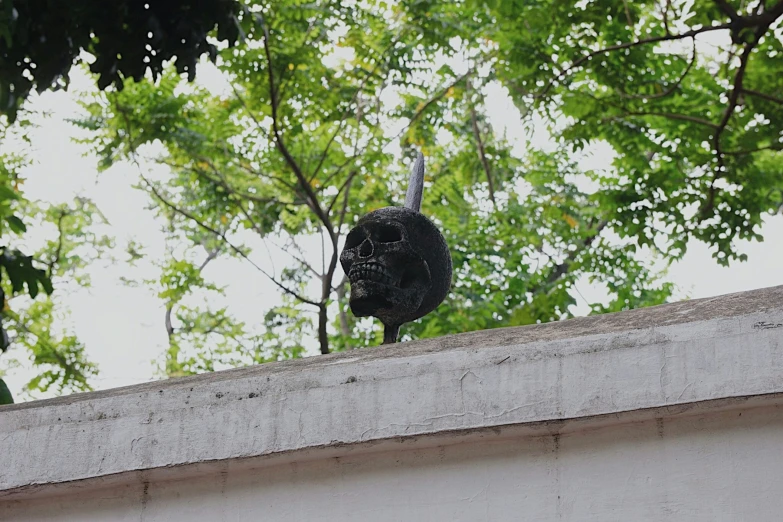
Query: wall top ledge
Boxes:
[{"xmin": 2, "ymin": 285, "xmax": 783, "ymax": 494}]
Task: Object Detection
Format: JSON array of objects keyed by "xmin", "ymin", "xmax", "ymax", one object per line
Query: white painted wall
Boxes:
[
  {"xmin": 4, "ymin": 402, "xmax": 783, "ymax": 521},
  {"xmin": 0, "ymin": 407, "xmax": 783, "ymax": 522},
  {"xmin": 3, "ymin": 286, "xmax": 783, "ymax": 521}
]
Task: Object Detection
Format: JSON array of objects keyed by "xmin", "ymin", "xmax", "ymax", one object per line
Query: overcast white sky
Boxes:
[{"xmin": 3, "ymin": 43, "xmax": 782, "ymax": 400}]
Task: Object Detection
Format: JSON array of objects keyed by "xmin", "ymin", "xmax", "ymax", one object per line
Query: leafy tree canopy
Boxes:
[
  {"xmin": 76, "ymin": 0, "xmax": 783, "ymax": 364},
  {"xmin": 412, "ymin": 0, "xmax": 783, "ymax": 265},
  {"xmin": 0, "ymin": 0, "xmax": 241, "ymax": 122},
  {"xmin": 0, "ymin": 133, "xmax": 111, "ymax": 403},
  {"xmin": 2, "ymin": 0, "xmax": 783, "ymax": 396},
  {"xmin": 0, "ymin": 0, "xmax": 241, "ymax": 401}
]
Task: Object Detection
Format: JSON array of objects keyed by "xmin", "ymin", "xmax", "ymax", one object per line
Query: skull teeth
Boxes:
[{"xmin": 348, "ymin": 263, "xmax": 395, "ymax": 286}]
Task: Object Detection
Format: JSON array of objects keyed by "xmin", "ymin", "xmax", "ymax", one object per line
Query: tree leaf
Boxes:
[
  {"xmin": 0, "ymin": 378, "xmax": 13, "ymax": 405},
  {"xmin": 6, "ymin": 215, "xmax": 26, "ymax": 233}
]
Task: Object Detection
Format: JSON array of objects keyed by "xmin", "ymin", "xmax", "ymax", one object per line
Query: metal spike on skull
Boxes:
[{"xmin": 340, "ymin": 152, "xmax": 452, "ymax": 344}]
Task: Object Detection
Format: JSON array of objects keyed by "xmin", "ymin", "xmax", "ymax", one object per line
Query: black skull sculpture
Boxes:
[{"xmin": 340, "ymin": 153, "xmax": 452, "ymax": 344}]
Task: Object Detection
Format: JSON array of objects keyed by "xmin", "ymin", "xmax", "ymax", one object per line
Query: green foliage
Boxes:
[
  {"xmin": 0, "ymin": 376, "xmax": 12, "ymax": 404},
  {"xmin": 0, "ymin": 0, "xmax": 242, "ymax": 122},
  {"xmin": 0, "ymin": 196, "xmax": 111, "ymax": 398},
  {"xmin": 151, "ymin": 251, "xmax": 307, "ymax": 377},
  {"xmin": 421, "ymin": 0, "xmax": 783, "ymax": 266},
  {"xmin": 0, "ymin": 156, "xmax": 50, "ymax": 305},
  {"xmin": 0, "ymin": 129, "xmax": 112, "ymax": 401},
  {"xmin": 4, "ymin": 298, "xmax": 97, "ymax": 394},
  {"xmin": 0, "ymin": 151, "xmax": 51, "ymax": 404},
  {"xmin": 63, "ymin": 0, "xmax": 783, "ymax": 377}
]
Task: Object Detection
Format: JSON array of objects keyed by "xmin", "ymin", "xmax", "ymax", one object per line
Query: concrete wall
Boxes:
[{"xmin": 2, "ymin": 285, "xmax": 783, "ymax": 521}]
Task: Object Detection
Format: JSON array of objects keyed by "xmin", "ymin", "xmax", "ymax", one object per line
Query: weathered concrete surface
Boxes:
[
  {"xmin": 5, "ymin": 400, "xmax": 783, "ymax": 521},
  {"xmin": 1, "ymin": 285, "xmax": 783, "ymax": 517}
]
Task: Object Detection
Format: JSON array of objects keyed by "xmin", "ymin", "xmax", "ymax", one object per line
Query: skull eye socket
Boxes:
[
  {"xmin": 372, "ymin": 224, "xmax": 402, "ymax": 243},
  {"xmin": 344, "ymin": 229, "xmax": 366, "ymax": 250}
]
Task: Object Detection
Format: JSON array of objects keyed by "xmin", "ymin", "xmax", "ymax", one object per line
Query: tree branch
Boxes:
[
  {"xmin": 274, "ymin": 17, "xmax": 322, "ymax": 104},
  {"xmin": 615, "ymin": 38, "xmax": 697, "ymax": 101},
  {"xmin": 232, "ymin": 158, "xmax": 303, "ymax": 195},
  {"xmin": 704, "ymin": 17, "xmax": 773, "ymax": 219},
  {"xmin": 259, "ymin": 14, "xmax": 336, "ymax": 243},
  {"xmin": 140, "ymin": 174, "xmax": 320, "ymax": 308},
  {"xmin": 229, "ymin": 82, "xmax": 271, "ymax": 137},
  {"xmin": 713, "ymin": 0, "xmax": 740, "ymax": 21},
  {"xmin": 544, "ymin": 221, "xmax": 608, "ymax": 287},
  {"xmin": 724, "ymin": 143, "xmax": 783, "ymax": 155},
  {"xmin": 164, "ymin": 304, "xmax": 175, "ymax": 342},
  {"xmin": 385, "ymin": 69, "xmax": 475, "ymax": 147},
  {"xmin": 538, "ymin": 23, "xmax": 733, "ymax": 98},
  {"xmin": 327, "ymin": 169, "xmax": 358, "ymax": 216},
  {"xmin": 308, "ymin": 38, "xmax": 400, "ymax": 184},
  {"xmin": 589, "ymin": 90, "xmax": 721, "ymax": 129},
  {"xmin": 336, "ymin": 171, "xmax": 355, "ymax": 233},
  {"xmin": 197, "ymin": 246, "xmax": 220, "ymax": 271},
  {"xmin": 154, "ymin": 157, "xmax": 287, "ymax": 206},
  {"xmin": 46, "ymin": 209, "xmax": 68, "ymax": 279},
  {"xmin": 335, "ymin": 276, "xmax": 352, "ymax": 347},
  {"xmin": 622, "ymin": 0, "xmax": 634, "ymax": 26},
  {"xmin": 721, "ymin": 0, "xmax": 783, "ymax": 28},
  {"xmin": 742, "ymin": 88, "xmax": 783, "ymax": 105},
  {"xmin": 662, "ymin": 0, "xmax": 672, "ymax": 35},
  {"xmin": 713, "ymin": 37, "xmax": 759, "ymax": 161},
  {"xmin": 166, "ymin": 246, "xmax": 219, "ymax": 344},
  {"xmin": 469, "ymin": 98, "xmax": 496, "ymax": 208},
  {"xmin": 625, "ymin": 111, "xmax": 720, "ymax": 128},
  {"xmin": 269, "ymin": 237, "xmax": 321, "ymax": 278},
  {"xmin": 317, "ymin": 66, "xmax": 483, "ymax": 203}
]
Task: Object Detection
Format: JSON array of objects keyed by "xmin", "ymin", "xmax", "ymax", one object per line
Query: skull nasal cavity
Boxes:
[{"xmin": 359, "ymin": 239, "xmax": 374, "ymax": 258}]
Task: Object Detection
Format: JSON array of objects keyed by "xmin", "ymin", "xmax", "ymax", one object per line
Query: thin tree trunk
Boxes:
[
  {"xmin": 317, "ymin": 304, "xmax": 329, "ymax": 355},
  {"xmin": 164, "ymin": 247, "xmax": 219, "ymax": 358},
  {"xmin": 471, "ymin": 108, "xmax": 496, "ymax": 207},
  {"xmin": 336, "ymin": 278, "xmax": 352, "ymax": 348},
  {"xmin": 165, "ymin": 305, "xmax": 175, "ymax": 343},
  {"xmin": 467, "ymin": 77, "xmax": 496, "ymax": 208}
]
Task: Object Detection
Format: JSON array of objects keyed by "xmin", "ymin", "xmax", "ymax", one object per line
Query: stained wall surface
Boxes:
[
  {"xmin": 2, "ymin": 286, "xmax": 783, "ymax": 521},
  {"xmin": 5, "ymin": 403, "xmax": 783, "ymax": 521}
]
